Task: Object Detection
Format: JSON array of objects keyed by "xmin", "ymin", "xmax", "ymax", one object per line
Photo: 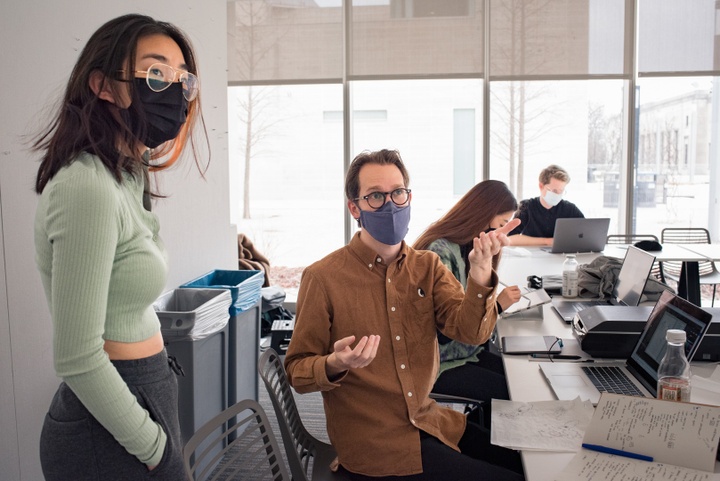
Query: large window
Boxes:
[{"xmin": 228, "ymin": 0, "xmax": 720, "ymax": 304}]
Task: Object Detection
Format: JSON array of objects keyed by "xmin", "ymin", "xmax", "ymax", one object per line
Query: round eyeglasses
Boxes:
[
  {"xmin": 134, "ymin": 63, "xmax": 199, "ymax": 101},
  {"xmin": 354, "ymin": 188, "xmax": 411, "ymax": 209}
]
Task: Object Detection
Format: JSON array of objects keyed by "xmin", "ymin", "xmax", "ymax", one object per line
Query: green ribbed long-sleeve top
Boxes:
[{"xmin": 34, "ymin": 152, "xmax": 169, "ymax": 466}]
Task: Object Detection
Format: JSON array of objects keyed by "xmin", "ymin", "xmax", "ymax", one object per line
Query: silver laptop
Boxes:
[
  {"xmin": 546, "ymin": 218, "xmax": 610, "ymax": 253},
  {"xmin": 551, "ymin": 246, "xmax": 656, "ymax": 322},
  {"xmin": 539, "ymin": 290, "xmax": 712, "ymax": 405}
]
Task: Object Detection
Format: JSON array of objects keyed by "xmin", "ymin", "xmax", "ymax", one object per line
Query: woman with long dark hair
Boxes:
[
  {"xmin": 414, "ymin": 180, "xmax": 520, "ymax": 426},
  {"xmin": 33, "ymin": 14, "xmax": 207, "ymax": 479}
]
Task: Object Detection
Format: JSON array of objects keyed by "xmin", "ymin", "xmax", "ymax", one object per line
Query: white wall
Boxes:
[{"xmin": 0, "ymin": 2, "xmax": 235, "ymax": 480}]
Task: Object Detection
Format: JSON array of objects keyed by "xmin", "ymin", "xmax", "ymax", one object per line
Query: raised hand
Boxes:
[{"xmin": 467, "ymin": 218, "xmax": 521, "ymax": 286}]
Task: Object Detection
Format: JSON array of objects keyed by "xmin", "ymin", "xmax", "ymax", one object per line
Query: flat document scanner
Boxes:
[{"xmin": 571, "ymin": 305, "xmax": 653, "ymax": 358}]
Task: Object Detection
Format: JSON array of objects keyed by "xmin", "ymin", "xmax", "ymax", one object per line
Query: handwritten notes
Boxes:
[
  {"xmin": 554, "ymin": 393, "xmax": 720, "ymax": 480},
  {"xmin": 554, "ymin": 450, "xmax": 714, "ymax": 481},
  {"xmin": 583, "ymin": 393, "xmax": 720, "ymax": 472}
]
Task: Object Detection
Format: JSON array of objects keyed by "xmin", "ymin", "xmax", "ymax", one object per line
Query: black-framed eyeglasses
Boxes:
[
  {"xmin": 354, "ymin": 188, "xmax": 411, "ymax": 209},
  {"xmin": 119, "ymin": 62, "xmax": 199, "ymax": 101}
]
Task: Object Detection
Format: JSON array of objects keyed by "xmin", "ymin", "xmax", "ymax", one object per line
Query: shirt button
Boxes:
[
  {"xmin": 401, "ymin": 364, "xmax": 406, "ymax": 369},
  {"xmin": 388, "ymin": 278, "xmax": 392, "ymax": 283},
  {"xmin": 407, "ymin": 392, "xmax": 413, "ymax": 397},
  {"xmin": 368, "ymin": 263, "xmax": 373, "ymax": 268},
  {"xmin": 395, "ymin": 335, "xmax": 401, "ymax": 341},
  {"xmin": 411, "ymin": 419, "xmax": 416, "ymax": 425},
  {"xmin": 477, "ymin": 293, "xmax": 483, "ymax": 299},
  {"xmin": 376, "ymin": 257, "xmax": 382, "ymax": 263},
  {"xmin": 391, "ymin": 307, "xmax": 396, "ymax": 312}
]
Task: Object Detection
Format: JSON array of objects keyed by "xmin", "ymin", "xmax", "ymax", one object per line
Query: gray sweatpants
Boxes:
[{"xmin": 39, "ymin": 350, "xmax": 186, "ymax": 480}]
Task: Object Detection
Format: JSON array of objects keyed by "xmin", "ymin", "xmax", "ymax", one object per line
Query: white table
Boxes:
[{"xmin": 495, "ymin": 246, "xmax": 720, "ymax": 481}]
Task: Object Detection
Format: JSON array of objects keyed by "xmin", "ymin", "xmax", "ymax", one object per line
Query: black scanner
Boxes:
[
  {"xmin": 572, "ymin": 305, "xmax": 720, "ymax": 361},
  {"xmin": 571, "ymin": 305, "xmax": 653, "ymax": 358}
]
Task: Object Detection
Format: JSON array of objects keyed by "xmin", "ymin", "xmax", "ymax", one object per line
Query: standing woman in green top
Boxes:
[
  {"xmin": 414, "ymin": 180, "xmax": 520, "ymax": 427},
  {"xmin": 33, "ymin": 14, "xmax": 207, "ymax": 480}
]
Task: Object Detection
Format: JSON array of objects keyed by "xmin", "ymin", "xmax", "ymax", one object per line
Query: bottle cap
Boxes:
[
  {"xmin": 566, "ymin": 254, "xmax": 576, "ymax": 258},
  {"xmin": 666, "ymin": 329, "xmax": 686, "ymax": 343}
]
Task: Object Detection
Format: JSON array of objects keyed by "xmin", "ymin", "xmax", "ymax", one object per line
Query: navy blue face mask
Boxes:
[
  {"xmin": 120, "ymin": 79, "xmax": 188, "ymax": 149},
  {"xmin": 358, "ymin": 200, "xmax": 411, "ymax": 246}
]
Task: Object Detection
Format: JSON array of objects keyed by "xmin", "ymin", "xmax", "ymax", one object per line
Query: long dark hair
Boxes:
[
  {"xmin": 414, "ymin": 180, "xmax": 517, "ymax": 250},
  {"xmin": 33, "ymin": 14, "xmax": 208, "ymax": 193}
]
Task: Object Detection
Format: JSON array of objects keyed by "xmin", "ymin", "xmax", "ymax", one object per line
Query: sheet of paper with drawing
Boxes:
[
  {"xmin": 554, "ymin": 393, "xmax": 720, "ymax": 481},
  {"xmin": 490, "ymin": 398, "xmax": 595, "ymax": 452}
]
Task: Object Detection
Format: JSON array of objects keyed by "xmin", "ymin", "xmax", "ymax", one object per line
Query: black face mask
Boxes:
[{"xmin": 121, "ymin": 79, "xmax": 188, "ymax": 149}]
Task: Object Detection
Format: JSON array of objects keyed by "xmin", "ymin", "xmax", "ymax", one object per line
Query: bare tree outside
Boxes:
[
  {"xmin": 490, "ymin": 0, "xmax": 563, "ymax": 196},
  {"xmin": 231, "ymin": 1, "xmax": 286, "ymax": 219}
]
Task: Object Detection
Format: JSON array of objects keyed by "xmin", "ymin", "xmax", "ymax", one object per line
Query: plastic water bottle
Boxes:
[
  {"xmin": 657, "ymin": 329, "xmax": 692, "ymax": 402},
  {"xmin": 562, "ymin": 254, "xmax": 579, "ymax": 298}
]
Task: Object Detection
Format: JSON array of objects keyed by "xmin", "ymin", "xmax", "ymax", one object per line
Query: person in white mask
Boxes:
[{"xmin": 508, "ymin": 164, "xmax": 584, "ymax": 246}]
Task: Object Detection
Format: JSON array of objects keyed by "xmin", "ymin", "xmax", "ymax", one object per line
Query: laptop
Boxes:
[
  {"xmin": 539, "ymin": 290, "xmax": 712, "ymax": 404},
  {"xmin": 545, "ymin": 218, "xmax": 610, "ymax": 254},
  {"xmin": 551, "ymin": 246, "xmax": 656, "ymax": 323}
]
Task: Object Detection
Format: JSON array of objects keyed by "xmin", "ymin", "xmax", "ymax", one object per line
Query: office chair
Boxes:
[
  {"xmin": 660, "ymin": 227, "xmax": 720, "ymax": 306},
  {"xmin": 606, "ymin": 234, "xmax": 665, "ymax": 283},
  {"xmin": 183, "ymin": 398, "xmax": 291, "ymax": 481},
  {"xmin": 258, "ymin": 348, "xmax": 349, "ymax": 481}
]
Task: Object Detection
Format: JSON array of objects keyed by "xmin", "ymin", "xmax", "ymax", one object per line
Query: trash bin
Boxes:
[
  {"xmin": 180, "ymin": 270, "xmax": 264, "ymax": 407},
  {"xmin": 153, "ymin": 288, "xmax": 232, "ymax": 448}
]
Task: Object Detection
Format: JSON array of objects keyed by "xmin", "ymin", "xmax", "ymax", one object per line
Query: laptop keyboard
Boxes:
[{"xmin": 581, "ymin": 366, "xmax": 645, "ymax": 397}]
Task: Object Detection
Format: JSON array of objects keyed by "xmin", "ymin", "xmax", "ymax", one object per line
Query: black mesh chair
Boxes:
[
  {"xmin": 660, "ymin": 227, "xmax": 720, "ymax": 306},
  {"xmin": 258, "ymin": 348, "xmax": 349, "ymax": 481},
  {"xmin": 183, "ymin": 398, "xmax": 291, "ymax": 481},
  {"xmin": 606, "ymin": 234, "xmax": 665, "ymax": 282}
]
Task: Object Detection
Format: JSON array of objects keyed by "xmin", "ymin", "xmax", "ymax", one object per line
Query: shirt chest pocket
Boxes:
[{"xmin": 403, "ymin": 296, "xmax": 437, "ymax": 344}]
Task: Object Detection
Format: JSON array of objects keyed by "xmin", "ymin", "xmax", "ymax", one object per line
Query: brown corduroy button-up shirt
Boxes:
[{"xmin": 285, "ymin": 232, "xmax": 498, "ymax": 477}]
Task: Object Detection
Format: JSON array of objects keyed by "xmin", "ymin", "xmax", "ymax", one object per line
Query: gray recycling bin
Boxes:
[
  {"xmin": 180, "ymin": 270, "xmax": 264, "ymax": 408},
  {"xmin": 154, "ymin": 288, "xmax": 232, "ymax": 446}
]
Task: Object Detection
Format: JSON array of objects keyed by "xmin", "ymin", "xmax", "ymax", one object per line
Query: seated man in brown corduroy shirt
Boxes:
[{"xmin": 285, "ymin": 149, "xmax": 525, "ymax": 481}]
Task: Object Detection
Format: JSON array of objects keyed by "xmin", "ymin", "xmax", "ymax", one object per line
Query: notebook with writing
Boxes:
[
  {"xmin": 545, "ymin": 218, "xmax": 610, "ymax": 254},
  {"xmin": 539, "ymin": 290, "xmax": 712, "ymax": 405}
]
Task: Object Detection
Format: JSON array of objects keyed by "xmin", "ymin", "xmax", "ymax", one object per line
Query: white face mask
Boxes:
[{"xmin": 543, "ymin": 189, "xmax": 563, "ymax": 207}]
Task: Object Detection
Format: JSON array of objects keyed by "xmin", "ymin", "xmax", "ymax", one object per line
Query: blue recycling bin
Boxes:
[{"xmin": 180, "ymin": 270, "xmax": 264, "ymax": 406}]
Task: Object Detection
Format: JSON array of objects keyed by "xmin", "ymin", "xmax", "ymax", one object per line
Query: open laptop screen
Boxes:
[
  {"xmin": 626, "ymin": 290, "xmax": 712, "ymax": 397},
  {"xmin": 614, "ymin": 246, "xmax": 655, "ymax": 306}
]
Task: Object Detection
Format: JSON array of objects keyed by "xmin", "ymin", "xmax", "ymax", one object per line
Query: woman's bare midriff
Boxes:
[{"xmin": 104, "ymin": 331, "xmax": 165, "ymax": 360}]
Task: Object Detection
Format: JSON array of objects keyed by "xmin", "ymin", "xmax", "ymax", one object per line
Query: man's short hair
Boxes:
[
  {"xmin": 345, "ymin": 149, "xmax": 411, "ymax": 201},
  {"xmin": 539, "ymin": 164, "xmax": 570, "ymax": 185}
]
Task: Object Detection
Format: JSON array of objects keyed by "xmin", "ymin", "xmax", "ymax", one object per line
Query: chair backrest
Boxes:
[
  {"xmin": 606, "ymin": 234, "xmax": 659, "ymax": 244},
  {"xmin": 661, "ymin": 227, "xmax": 715, "ymax": 277},
  {"xmin": 183, "ymin": 398, "xmax": 290, "ymax": 481},
  {"xmin": 258, "ymin": 348, "xmax": 341, "ymax": 481},
  {"xmin": 661, "ymin": 227, "xmax": 710, "ymax": 244}
]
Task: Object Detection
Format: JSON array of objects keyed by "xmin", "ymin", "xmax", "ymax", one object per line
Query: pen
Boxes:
[
  {"xmin": 581, "ymin": 443, "xmax": 653, "ymax": 462},
  {"xmin": 499, "ymin": 281, "xmax": 531, "ymax": 301},
  {"xmin": 537, "ymin": 354, "xmax": 581, "ymax": 360}
]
